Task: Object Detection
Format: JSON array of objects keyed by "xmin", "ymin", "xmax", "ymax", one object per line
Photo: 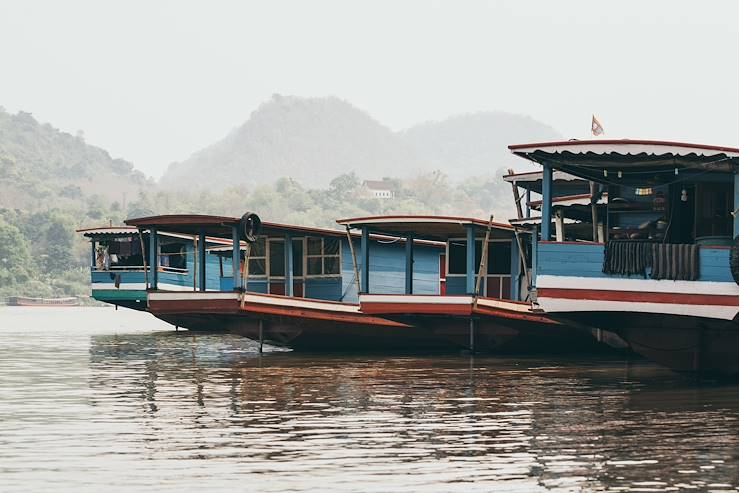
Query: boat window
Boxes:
[
  {"xmin": 306, "ymin": 236, "xmax": 342, "ymax": 276},
  {"xmin": 248, "ymin": 237, "xmax": 267, "ymax": 276},
  {"xmin": 269, "ymin": 240, "xmax": 286, "ymax": 277},
  {"xmin": 447, "ymin": 241, "xmax": 467, "ymax": 274},
  {"xmin": 95, "ymin": 237, "xmax": 145, "ymax": 270},
  {"xmin": 292, "ymin": 239, "xmax": 304, "ymax": 277},
  {"xmin": 160, "ymin": 241, "xmax": 188, "ymax": 271},
  {"xmin": 487, "ymin": 242, "xmax": 512, "ymax": 275}
]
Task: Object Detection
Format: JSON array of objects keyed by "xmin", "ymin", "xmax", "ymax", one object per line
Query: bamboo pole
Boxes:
[
  {"xmin": 345, "ymin": 226, "xmax": 362, "ymax": 298},
  {"xmin": 508, "ymin": 168, "xmax": 524, "ymax": 220},
  {"xmin": 473, "ymin": 214, "xmax": 494, "ymax": 310}
]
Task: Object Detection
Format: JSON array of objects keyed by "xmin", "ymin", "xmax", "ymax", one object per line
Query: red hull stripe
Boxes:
[
  {"xmin": 360, "ymin": 302, "xmax": 556, "ymax": 324},
  {"xmin": 538, "ymin": 288, "xmax": 739, "ymax": 306}
]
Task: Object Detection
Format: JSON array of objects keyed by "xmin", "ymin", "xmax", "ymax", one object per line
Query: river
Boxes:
[{"xmin": 0, "ymin": 307, "xmax": 738, "ymax": 492}]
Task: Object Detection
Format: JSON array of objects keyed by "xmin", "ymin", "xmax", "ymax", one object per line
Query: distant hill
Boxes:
[
  {"xmin": 163, "ymin": 95, "xmax": 562, "ymax": 190},
  {"xmin": 162, "ymin": 95, "xmax": 421, "ymax": 190},
  {"xmin": 399, "ymin": 111, "xmax": 562, "ymax": 179},
  {"xmin": 0, "ymin": 108, "xmax": 149, "ymax": 211}
]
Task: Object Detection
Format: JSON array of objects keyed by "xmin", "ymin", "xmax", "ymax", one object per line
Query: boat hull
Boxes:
[
  {"xmin": 357, "ymin": 294, "xmax": 615, "ymax": 353},
  {"xmin": 147, "ymin": 291, "xmax": 452, "ymax": 351}
]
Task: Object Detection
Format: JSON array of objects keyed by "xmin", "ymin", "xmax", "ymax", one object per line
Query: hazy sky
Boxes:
[{"xmin": 1, "ymin": 0, "xmax": 737, "ymax": 178}]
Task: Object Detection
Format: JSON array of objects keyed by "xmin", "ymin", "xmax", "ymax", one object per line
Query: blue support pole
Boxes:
[
  {"xmin": 285, "ymin": 233, "xmax": 294, "ymax": 297},
  {"xmin": 360, "ymin": 226, "xmax": 369, "ymax": 294},
  {"xmin": 148, "ymin": 228, "xmax": 158, "ymax": 290},
  {"xmin": 405, "ymin": 233, "xmax": 414, "ymax": 294},
  {"xmin": 198, "ymin": 229, "xmax": 206, "ymax": 291},
  {"xmin": 541, "ymin": 163, "xmax": 553, "ymax": 241},
  {"xmin": 525, "ymin": 188, "xmax": 531, "ymax": 218},
  {"xmin": 90, "ymin": 241, "xmax": 96, "ymax": 268},
  {"xmin": 231, "ymin": 226, "xmax": 242, "ymax": 291},
  {"xmin": 466, "ymin": 225, "xmax": 476, "ymax": 294},
  {"xmin": 734, "ymin": 169, "xmax": 739, "ymax": 237},
  {"xmin": 531, "ymin": 225, "xmax": 538, "ymax": 288}
]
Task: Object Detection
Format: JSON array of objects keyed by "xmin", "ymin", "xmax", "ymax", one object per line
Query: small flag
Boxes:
[{"xmin": 591, "ymin": 115, "xmax": 604, "ymax": 136}]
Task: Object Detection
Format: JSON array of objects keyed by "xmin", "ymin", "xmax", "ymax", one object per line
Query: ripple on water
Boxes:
[{"xmin": 0, "ymin": 307, "xmax": 738, "ymax": 492}]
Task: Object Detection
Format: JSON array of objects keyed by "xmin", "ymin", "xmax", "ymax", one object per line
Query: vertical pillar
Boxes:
[
  {"xmin": 555, "ymin": 209, "xmax": 565, "ymax": 242},
  {"xmin": 231, "ymin": 226, "xmax": 242, "ymax": 291},
  {"xmin": 360, "ymin": 226, "xmax": 369, "ymax": 293},
  {"xmin": 405, "ymin": 233, "xmax": 414, "ymax": 294},
  {"xmin": 734, "ymin": 169, "xmax": 739, "ymax": 237},
  {"xmin": 510, "ymin": 237, "xmax": 520, "ymax": 301},
  {"xmin": 285, "ymin": 233, "xmax": 294, "ymax": 297},
  {"xmin": 90, "ymin": 241, "xmax": 96, "ymax": 268},
  {"xmin": 466, "ymin": 225, "xmax": 476, "ymax": 294},
  {"xmin": 198, "ymin": 229, "xmax": 206, "ymax": 291},
  {"xmin": 531, "ymin": 225, "xmax": 538, "ymax": 288},
  {"xmin": 541, "ymin": 163, "xmax": 553, "ymax": 241},
  {"xmin": 525, "ymin": 188, "xmax": 531, "ymax": 218},
  {"xmin": 148, "ymin": 228, "xmax": 158, "ymax": 290}
]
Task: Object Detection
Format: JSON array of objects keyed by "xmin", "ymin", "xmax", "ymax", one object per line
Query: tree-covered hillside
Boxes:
[
  {"xmin": 162, "ymin": 95, "xmax": 559, "ymax": 191},
  {"xmin": 0, "ymin": 108, "xmax": 150, "ymax": 212}
]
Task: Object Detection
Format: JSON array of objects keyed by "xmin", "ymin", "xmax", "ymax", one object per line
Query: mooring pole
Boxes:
[
  {"xmin": 469, "ymin": 318, "xmax": 475, "ymax": 352},
  {"xmin": 258, "ymin": 319, "xmax": 264, "ymax": 354}
]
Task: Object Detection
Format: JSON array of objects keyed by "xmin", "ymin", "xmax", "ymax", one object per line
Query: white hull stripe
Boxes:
[
  {"xmin": 148, "ymin": 291, "xmax": 360, "ymax": 313},
  {"xmin": 538, "ymin": 297, "xmax": 739, "ymax": 321},
  {"xmin": 94, "ymin": 283, "xmax": 199, "ymax": 292},
  {"xmin": 536, "ymin": 275, "xmax": 739, "ymax": 296},
  {"xmin": 359, "ymin": 294, "xmax": 534, "ymax": 313}
]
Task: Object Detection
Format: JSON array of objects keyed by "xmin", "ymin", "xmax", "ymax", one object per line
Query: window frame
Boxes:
[
  {"xmin": 305, "ymin": 236, "xmax": 342, "ymax": 278},
  {"xmin": 445, "ymin": 237, "xmax": 513, "ymax": 297}
]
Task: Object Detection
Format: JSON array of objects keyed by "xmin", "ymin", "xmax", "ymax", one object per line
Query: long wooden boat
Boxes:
[
  {"xmin": 335, "ymin": 215, "xmax": 612, "ymax": 353},
  {"xmin": 6, "ymin": 296, "xmax": 80, "ymax": 306},
  {"xmin": 509, "ymin": 139, "xmax": 739, "ymax": 375},
  {"xmin": 123, "ymin": 214, "xmax": 454, "ymax": 350}
]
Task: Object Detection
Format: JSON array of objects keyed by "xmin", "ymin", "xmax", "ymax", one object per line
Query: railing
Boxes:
[{"xmin": 537, "ymin": 241, "xmax": 732, "ymax": 283}]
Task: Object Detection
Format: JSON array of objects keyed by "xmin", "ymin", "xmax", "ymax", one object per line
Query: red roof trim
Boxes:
[
  {"xmin": 508, "ymin": 139, "xmax": 739, "ymax": 154},
  {"xmin": 336, "ymin": 215, "xmax": 513, "ymax": 230}
]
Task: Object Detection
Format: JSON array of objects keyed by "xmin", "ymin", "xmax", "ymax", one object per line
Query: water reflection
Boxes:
[
  {"xmin": 86, "ymin": 332, "xmax": 739, "ymax": 492},
  {"xmin": 1, "ymin": 310, "xmax": 738, "ymax": 492}
]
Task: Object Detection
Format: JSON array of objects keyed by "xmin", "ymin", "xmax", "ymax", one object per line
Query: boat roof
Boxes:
[
  {"xmin": 76, "ymin": 226, "xmax": 234, "ymax": 245},
  {"xmin": 336, "ymin": 215, "xmax": 514, "ymax": 241},
  {"xmin": 124, "ymin": 214, "xmax": 350, "ymax": 238},
  {"xmin": 528, "ymin": 192, "xmax": 608, "ymax": 210},
  {"xmin": 509, "ymin": 139, "xmax": 739, "ymax": 185},
  {"xmin": 123, "ymin": 214, "xmax": 445, "ymax": 248}
]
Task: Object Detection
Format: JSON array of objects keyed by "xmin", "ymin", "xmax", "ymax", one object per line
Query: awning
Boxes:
[
  {"xmin": 509, "ymin": 139, "xmax": 739, "ymax": 185},
  {"xmin": 336, "ymin": 215, "xmax": 513, "ymax": 241}
]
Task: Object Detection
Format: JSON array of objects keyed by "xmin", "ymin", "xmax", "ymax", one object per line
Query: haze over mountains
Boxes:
[{"xmin": 162, "ymin": 95, "xmax": 561, "ymax": 190}]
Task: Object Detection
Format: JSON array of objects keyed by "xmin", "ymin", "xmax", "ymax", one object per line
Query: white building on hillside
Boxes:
[{"xmin": 362, "ymin": 180, "xmax": 395, "ymax": 199}]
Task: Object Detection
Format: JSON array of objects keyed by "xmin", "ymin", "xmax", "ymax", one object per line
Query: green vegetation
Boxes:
[{"xmin": 0, "ymin": 100, "xmax": 536, "ymax": 300}]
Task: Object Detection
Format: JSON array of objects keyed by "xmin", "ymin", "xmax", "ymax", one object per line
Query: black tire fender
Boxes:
[{"xmin": 240, "ymin": 212, "xmax": 262, "ymax": 243}]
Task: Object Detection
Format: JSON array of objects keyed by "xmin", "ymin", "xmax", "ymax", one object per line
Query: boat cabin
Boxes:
[
  {"xmin": 78, "ymin": 226, "xmax": 227, "ymax": 309},
  {"xmin": 336, "ymin": 215, "xmax": 527, "ymax": 301},
  {"xmin": 509, "ymin": 139, "xmax": 738, "ymax": 287},
  {"xmin": 122, "ymin": 215, "xmax": 445, "ymax": 304}
]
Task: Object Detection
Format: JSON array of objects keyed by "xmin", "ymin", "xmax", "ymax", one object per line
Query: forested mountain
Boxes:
[
  {"xmin": 162, "ymin": 95, "xmax": 421, "ymax": 189},
  {"xmin": 162, "ymin": 95, "xmax": 560, "ymax": 190},
  {"xmin": 0, "ymin": 108, "xmax": 150, "ymax": 212},
  {"xmin": 400, "ymin": 112, "xmax": 562, "ymax": 179}
]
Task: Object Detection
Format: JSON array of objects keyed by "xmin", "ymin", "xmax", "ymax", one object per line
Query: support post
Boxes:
[
  {"xmin": 148, "ymin": 228, "xmax": 158, "ymax": 290},
  {"xmin": 90, "ymin": 241, "xmax": 96, "ymax": 268},
  {"xmin": 554, "ymin": 209, "xmax": 565, "ymax": 242},
  {"xmin": 734, "ymin": 169, "xmax": 739, "ymax": 237},
  {"xmin": 466, "ymin": 225, "xmax": 476, "ymax": 294},
  {"xmin": 198, "ymin": 230, "xmax": 208, "ymax": 291},
  {"xmin": 589, "ymin": 181, "xmax": 600, "ymax": 242},
  {"xmin": 285, "ymin": 233, "xmax": 294, "ymax": 297},
  {"xmin": 541, "ymin": 163, "xmax": 553, "ymax": 241},
  {"xmin": 525, "ymin": 188, "xmax": 531, "ymax": 218},
  {"xmin": 360, "ymin": 226, "xmax": 369, "ymax": 294},
  {"xmin": 469, "ymin": 318, "xmax": 475, "ymax": 352},
  {"xmin": 231, "ymin": 226, "xmax": 242, "ymax": 291},
  {"xmin": 258, "ymin": 319, "xmax": 264, "ymax": 354},
  {"xmin": 405, "ymin": 233, "xmax": 414, "ymax": 294},
  {"xmin": 198, "ymin": 229, "xmax": 206, "ymax": 291},
  {"xmin": 531, "ymin": 225, "xmax": 538, "ymax": 288}
]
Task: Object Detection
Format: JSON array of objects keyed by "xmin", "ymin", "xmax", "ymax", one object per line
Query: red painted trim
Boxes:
[
  {"xmin": 473, "ymin": 304, "xmax": 558, "ymax": 324},
  {"xmin": 247, "ymin": 291, "xmax": 360, "ymax": 307},
  {"xmin": 241, "ymin": 302, "xmax": 408, "ymax": 326},
  {"xmin": 538, "ymin": 288, "xmax": 739, "ymax": 306},
  {"xmin": 508, "ymin": 139, "xmax": 739, "ymax": 154},
  {"xmin": 361, "ymin": 302, "xmax": 473, "ymax": 316}
]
